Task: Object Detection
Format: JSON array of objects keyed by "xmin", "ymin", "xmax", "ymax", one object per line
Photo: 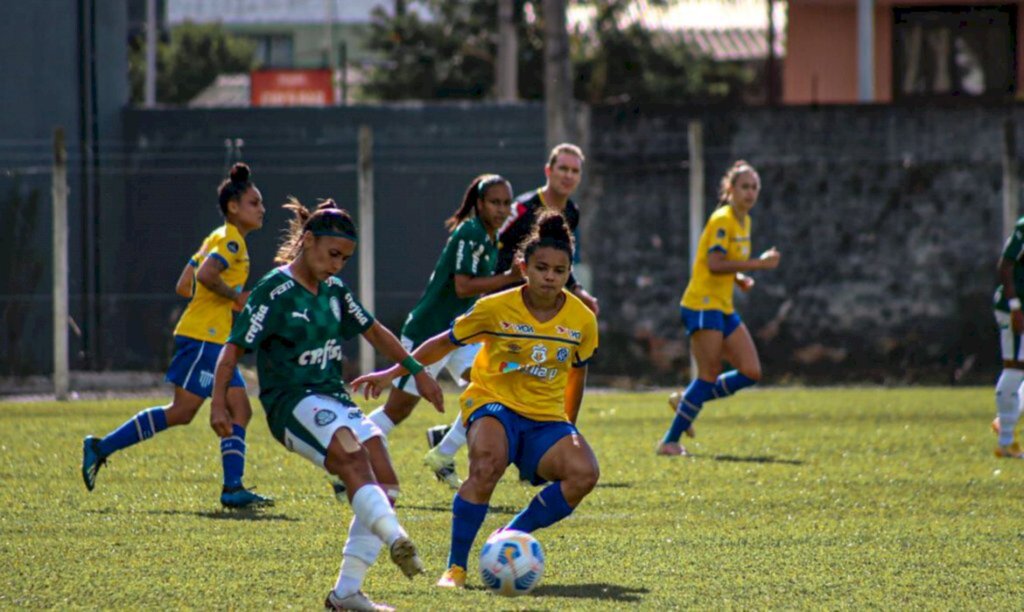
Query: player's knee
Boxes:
[
  {"xmin": 164, "ymin": 402, "xmax": 200, "ymax": 425},
  {"xmin": 565, "ymin": 462, "xmax": 600, "ymax": 498},
  {"xmin": 468, "ymin": 455, "xmax": 504, "ymax": 487},
  {"xmin": 740, "ymin": 364, "xmax": 762, "ymax": 382}
]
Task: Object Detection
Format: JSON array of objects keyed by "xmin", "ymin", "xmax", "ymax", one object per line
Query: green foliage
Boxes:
[
  {"xmin": 129, "ymin": 22, "xmax": 256, "ymax": 105},
  {"xmin": 364, "ymin": 0, "xmax": 752, "ymax": 103},
  {"xmin": 3, "ymin": 387, "xmax": 1023, "ymax": 607}
]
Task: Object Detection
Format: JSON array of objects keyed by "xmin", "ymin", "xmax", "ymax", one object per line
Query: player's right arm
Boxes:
[
  {"xmin": 999, "ymin": 221, "xmax": 1024, "ymax": 333},
  {"xmin": 210, "ymin": 343, "xmax": 243, "ymax": 438},
  {"xmin": 175, "ymin": 260, "xmax": 196, "ymax": 298},
  {"xmin": 196, "ymin": 257, "xmax": 248, "ymax": 311}
]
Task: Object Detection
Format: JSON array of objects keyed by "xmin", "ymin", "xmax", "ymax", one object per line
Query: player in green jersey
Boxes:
[
  {"xmin": 364, "ymin": 175, "xmax": 524, "ymax": 488},
  {"xmin": 210, "ymin": 198, "xmax": 444, "ymax": 611},
  {"xmin": 992, "ymin": 216, "xmax": 1024, "ymax": 458}
]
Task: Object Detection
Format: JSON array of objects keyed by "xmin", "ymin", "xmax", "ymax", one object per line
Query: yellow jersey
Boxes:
[
  {"xmin": 173, "ymin": 223, "xmax": 250, "ymax": 343},
  {"xmin": 681, "ymin": 205, "xmax": 751, "ymax": 314},
  {"xmin": 450, "ymin": 286, "xmax": 599, "ymax": 423}
]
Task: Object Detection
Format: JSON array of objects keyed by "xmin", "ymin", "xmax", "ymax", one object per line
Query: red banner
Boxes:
[{"xmin": 250, "ymin": 69, "xmax": 334, "ymax": 107}]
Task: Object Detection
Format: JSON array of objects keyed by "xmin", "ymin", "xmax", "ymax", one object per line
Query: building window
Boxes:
[
  {"xmin": 252, "ymin": 34, "xmax": 294, "ymax": 68},
  {"xmin": 893, "ymin": 6, "xmax": 1016, "ymax": 99}
]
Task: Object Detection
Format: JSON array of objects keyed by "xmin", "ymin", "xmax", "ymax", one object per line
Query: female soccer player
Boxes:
[
  {"xmin": 364, "ymin": 174, "xmax": 523, "ymax": 489},
  {"xmin": 991, "ymin": 215, "xmax": 1024, "ymax": 458},
  {"xmin": 82, "ymin": 163, "xmax": 272, "ymax": 508},
  {"xmin": 657, "ymin": 160, "xmax": 781, "ymax": 457},
  {"xmin": 211, "ymin": 198, "xmax": 443, "ymax": 610},
  {"xmin": 353, "ymin": 211, "xmax": 600, "ymax": 589}
]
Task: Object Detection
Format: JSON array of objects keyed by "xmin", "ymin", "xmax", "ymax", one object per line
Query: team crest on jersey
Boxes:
[
  {"xmin": 716, "ymin": 228, "xmax": 726, "ymax": 239},
  {"xmin": 227, "ymin": 241, "xmax": 240, "ymax": 254},
  {"xmin": 531, "ymin": 344, "xmax": 548, "ymax": 363},
  {"xmin": 556, "ymin": 348, "xmax": 570, "ymax": 362},
  {"xmin": 500, "ymin": 321, "xmax": 535, "ymax": 334},
  {"xmin": 555, "ymin": 325, "xmax": 582, "ymax": 341},
  {"xmin": 313, "ymin": 408, "xmax": 337, "ymax": 427},
  {"xmin": 330, "ymin": 297, "xmax": 341, "ymax": 321}
]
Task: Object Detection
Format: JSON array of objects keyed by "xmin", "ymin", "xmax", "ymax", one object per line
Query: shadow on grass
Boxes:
[
  {"xmin": 594, "ymin": 481, "xmax": 631, "ymax": 489},
  {"xmin": 706, "ymin": 454, "xmax": 804, "ymax": 465},
  {"xmin": 400, "ymin": 503, "xmax": 521, "ymax": 515},
  {"xmin": 529, "ymin": 582, "xmax": 648, "ymax": 602},
  {"xmin": 149, "ymin": 509, "xmax": 300, "ymax": 522}
]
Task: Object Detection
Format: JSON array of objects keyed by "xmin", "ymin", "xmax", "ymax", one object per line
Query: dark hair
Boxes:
[
  {"xmin": 444, "ymin": 174, "xmax": 512, "ymax": 232},
  {"xmin": 217, "ymin": 162, "xmax": 256, "ymax": 215},
  {"xmin": 717, "ymin": 160, "xmax": 759, "ymax": 207},
  {"xmin": 274, "ymin": 197, "xmax": 357, "ymax": 264},
  {"xmin": 517, "ymin": 210, "xmax": 574, "ymax": 263}
]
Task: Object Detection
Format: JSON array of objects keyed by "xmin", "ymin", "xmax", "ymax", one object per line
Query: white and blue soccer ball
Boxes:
[{"xmin": 478, "ymin": 529, "xmax": 545, "ymax": 597}]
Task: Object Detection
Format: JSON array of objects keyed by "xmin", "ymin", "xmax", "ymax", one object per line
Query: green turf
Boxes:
[{"xmin": 1, "ymin": 387, "xmax": 1020, "ymax": 609}]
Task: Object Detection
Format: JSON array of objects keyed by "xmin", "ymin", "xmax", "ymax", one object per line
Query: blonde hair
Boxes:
[
  {"xmin": 717, "ymin": 160, "xmax": 759, "ymax": 207},
  {"xmin": 547, "ymin": 143, "xmax": 585, "ymax": 168}
]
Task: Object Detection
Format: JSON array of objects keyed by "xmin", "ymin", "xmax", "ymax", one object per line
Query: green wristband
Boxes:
[{"xmin": 401, "ymin": 355, "xmax": 424, "ymax": 376}]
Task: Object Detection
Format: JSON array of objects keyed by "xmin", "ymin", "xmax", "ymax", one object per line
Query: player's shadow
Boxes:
[
  {"xmin": 147, "ymin": 509, "xmax": 300, "ymax": 522},
  {"xmin": 529, "ymin": 582, "xmax": 647, "ymax": 602},
  {"xmin": 400, "ymin": 503, "xmax": 521, "ymax": 515},
  {"xmin": 594, "ymin": 481, "xmax": 632, "ymax": 489},
  {"xmin": 707, "ymin": 454, "xmax": 804, "ymax": 465}
]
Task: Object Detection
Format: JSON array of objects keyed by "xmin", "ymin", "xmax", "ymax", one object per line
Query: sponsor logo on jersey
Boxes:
[
  {"xmin": 244, "ymin": 305, "xmax": 270, "ymax": 343},
  {"xmin": 499, "ymin": 361, "xmax": 558, "ymax": 381},
  {"xmin": 555, "ymin": 325, "xmax": 582, "ymax": 341},
  {"xmin": 506, "ymin": 342, "xmax": 523, "ymax": 353},
  {"xmin": 313, "ymin": 408, "xmax": 337, "ymax": 427},
  {"xmin": 500, "ymin": 321, "xmax": 535, "ymax": 334},
  {"xmin": 343, "ymin": 293, "xmax": 369, "ymax": 326},
  {"xmin": 531, "ymin": 344, "xmax": 548, "ymax": 363},
  {"xmin": 556, "ymin": 348, "xmax": 570, "ymax": 362},
  {"xmin": 227, "ymin": 240, "xmax": 240, "ymax": 254},
  {"xmin": 269, "ymin": 280, "xmax": 295, "ymax": 300},
  {"xmin": 330, "ymin": 297, "xmax": 342, "ymax": 322},
  {"xmin": 347, "ymin": 409, "xmax": 363, "ymax": 420},
  {"xmin": 291, "ymin": 309, "xmax": 310, "ymax": 322},
  {"xmin": 298, "ymin": 338, "xmax": 344, "ymax": 370}
]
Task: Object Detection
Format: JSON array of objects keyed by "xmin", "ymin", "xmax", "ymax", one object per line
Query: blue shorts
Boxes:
[
  {"xmin": 165, "ymin": 336, "xmax": 245, "ymax": 399},
  {"xmin": 466, "ymin": 403, "xmax": 578, "ymax": 486},
  {"xmin": 680, "ymin": 307, "xmax": 742, "ymax": 338}
]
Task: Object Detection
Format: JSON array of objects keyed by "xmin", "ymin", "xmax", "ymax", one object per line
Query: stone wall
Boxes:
[{"xmin": 582, "ymin": 104, "xmax": 1017, "ymax": 385}]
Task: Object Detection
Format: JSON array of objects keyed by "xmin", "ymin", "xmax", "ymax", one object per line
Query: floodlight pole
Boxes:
[
  {"xmin": 358, "ymin": 126, "xmax": 376, "ymax": 375},
  {"xmin": 53, "ymin": 128, "xmax": 70, "ymax": 401},
  {"xmin": 144, "ymin": 0, "xmax": 157, "ymax": 107},
  {"xmin": 687, "ymin": 121, "xmax": 705, "ymax": 381}
]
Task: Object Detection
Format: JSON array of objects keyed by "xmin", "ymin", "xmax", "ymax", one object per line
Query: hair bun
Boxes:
[
  {"xmin": 316, "ymin": 199, "xmax": 340, "ymax": 211},
  {"xmin": 229, "ymin": 162, "xmax": 251, "ymax": 184},
  {"xmin": 537, "ymin": 211, "xmax": 570, "ymax": 242}
]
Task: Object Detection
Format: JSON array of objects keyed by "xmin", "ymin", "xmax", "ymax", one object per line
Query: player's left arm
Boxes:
[
  {"xmin": 175, "ymin": 261, "xmax": 196, "ymax": 298},
  {"xmin": 196, "ymin": 257, "xmax": 248, "ymax": 311},
  {"xmin": 356, "ymin": 321, "xmax": 445, "ymax": 412},
  {"xmin": 210, "ymin": 343, "xmax": 243, "ymax": 438},
  {"xmin": 564, "ymin": 365, "xmax": 587, "ymax": 424}
]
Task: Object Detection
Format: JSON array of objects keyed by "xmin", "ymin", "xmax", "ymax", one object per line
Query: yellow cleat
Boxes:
[
  {"xmin": 667, "ymin": 391, "xmax": 695, "ymax": 438},
  {"xmin": 655, "ymin": 441, "xmax": 689, "ymax": 457},
  {"xmin": 436, "ymin": 565, "xmax": 467, "ymax": 588},
  {"xmin": 995, "ymin": 441, "xmax": 1024, "ymax": 459}
]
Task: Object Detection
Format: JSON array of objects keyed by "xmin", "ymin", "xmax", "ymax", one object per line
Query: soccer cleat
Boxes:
[
  {"xmin": 389, "ymin": 535, "xmax": 425, "ymax": 578},
  {"xmin": 667, "ymin": 392, "xmax": 696, "ymax": 438},
  {"xmin": 81, "ymin": 435, "xmax": 107, "ymax": 491},
  {"xmin": 991, "ymin": 417, "xmax": 1000, "ymax": 434},
  {"xmin": 324, "ymin": 590, "xmax": 394, "ymax": 611},
  {"xmin": 330, "ymin": 476, "xmax": 347, "ymax": 503},
  {"xmin": 220, "ymin": 486, "xmax": 275, "ymax": 508},
  {"xmin": 655, "ymin": 441, "xmax": 689, "ymax": 457},
  {"xmin": 995, "ymin": 441, "xmax": 1024, "ymax": 459},
  {"xmin": 425, "ymin": 424, "xmax": 452, "ymax": 450},
  {"xmin": 423, "ymin": 446, "xmax": 462, "ymax": 489},
  {"xmin": 436, "ymin": 565, "xmax": 467, "ymax": 588}
]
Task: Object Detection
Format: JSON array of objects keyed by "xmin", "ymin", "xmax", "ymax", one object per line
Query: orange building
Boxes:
[{"xmin": 784, "ymin": 0, "xmax": 1021, "ymax": 104}]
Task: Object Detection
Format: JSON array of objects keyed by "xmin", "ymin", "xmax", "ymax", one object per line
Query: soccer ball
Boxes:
[{"xmin": 478, "ymin": 529, "xmax": 545, "ymax": 597}]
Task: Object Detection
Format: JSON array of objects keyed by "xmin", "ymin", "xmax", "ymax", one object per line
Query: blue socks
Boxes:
[
  {"xmin": 448, "ymin": 494, "xmax": 488, "ymax": 569},
  {"xmin": 98, "ymin": 407, "xmax": 168, "ymax": 456},
  {"xmin": 713, "ymin": 370, "xmax": 757, "ymax": 398},
  {"xmin": 506, "ymin": 482, "xmax": 574, "ymax": 533},
  {"xmin": 221, "ymin": 424, "xmax": 247, "ymax": 489},
  {"xmin": 664, "ymin": 379, "xmax": 716, "ymax": 443}
]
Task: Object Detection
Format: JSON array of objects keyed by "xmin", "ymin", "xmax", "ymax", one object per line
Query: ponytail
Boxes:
[{"xmin": 274, "ymin": 197, "xmax": 357, "ymax": 264}]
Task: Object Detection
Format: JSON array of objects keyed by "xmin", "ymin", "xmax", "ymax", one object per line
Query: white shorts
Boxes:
[
  {"xmin": 393, "ymin": 335, "xmax": 480, "ymax": 396},
  {"xmin": 282, "ymin": 394, "xmax": 383, "ymax": 469},
  {"xmin": 995, "ymin": 310, "xmax": 1024, "ymax": 362}
]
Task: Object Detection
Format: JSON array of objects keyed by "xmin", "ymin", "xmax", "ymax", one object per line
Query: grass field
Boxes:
[{"xmin": 1, "ymin": 387, "xmax": 1021, "ymax": 609}]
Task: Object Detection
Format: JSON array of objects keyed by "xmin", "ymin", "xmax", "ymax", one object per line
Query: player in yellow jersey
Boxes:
[
  {"xmin": 657, "ymin": 160, "xmax": 781, "ymax": 456},
  {"xmin": 352, "ymin": 211, "xmax": 599, "ymax": 589},
  {"xmin": 82, "ymin": 163, "xmax": 272, "ymax": 508}
]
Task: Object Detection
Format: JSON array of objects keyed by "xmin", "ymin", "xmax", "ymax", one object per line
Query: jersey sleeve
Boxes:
[
  {"xmin": 496, "ymin": 203, "xmax": 532, "ymax": 274},
  {"xmin": 572, "ymin": 311, "xmax": 599, "ymax": 367},
  {"xmin": 228, "ymin": 283, "xmax": 279, "ymax": 351},
  {"xmin": 449, "ymin": 298, "xmax": 494, "ymax": 346},
  {"xmin": 207, "ymin": 233, "xmax": 246, "ymax": 270},
  {"xmin": 1002, "ymin": 220, "xmax": 1024, "ymax": 262},
  {"xmin": 338, "ymin": 286, "xmax": 376, "ymax": 339},
  {"xmin": 705, "ymin": 214, "xmax": 731, "ymax": 255},
  {"xmin": 452, "ymin": 225, "xmax": 486, "ymax": 277}
]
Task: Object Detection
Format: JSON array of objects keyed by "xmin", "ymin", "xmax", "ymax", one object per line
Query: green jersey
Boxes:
[
  {"xmin": 229, "ymin": 266, "xmax": 374, "ymax": 438},
  {"xmin": 995, "ymin": 217, "xmax": 1024, "ymax": 312},
  {"xmin": 401, "ymin": 217, "xmax": 498, "ymax": 343}
]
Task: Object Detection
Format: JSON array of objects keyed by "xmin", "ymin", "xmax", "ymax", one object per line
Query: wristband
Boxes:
[
  {"xmin": 401, "ymin": 355, "xmax": 424, "ymax": 376},
  {"xmin": 1011, "ymin": 298, "xmax": 1022, "ymax": 311}
]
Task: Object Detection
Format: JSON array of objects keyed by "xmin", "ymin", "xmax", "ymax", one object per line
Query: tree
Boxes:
[{"xmin": 128, "ymin": 22, "xmax": 256, "ymax": 105}]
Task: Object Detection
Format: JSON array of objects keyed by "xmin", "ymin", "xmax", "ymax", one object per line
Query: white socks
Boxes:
[
  {"xmin": 995, "ymin": 369, "xmax": 1024, "ymax": 446},
  {"xmin": 436, "ymin": 414, "xmax": 467, "ymax": 456},
  {"xmin": 367, "ymin": 408, "xmax": 396, "ymax": 436},
  {"xmin": 336, "ymin": 486, "xmax": 401, "ymax": 597}
]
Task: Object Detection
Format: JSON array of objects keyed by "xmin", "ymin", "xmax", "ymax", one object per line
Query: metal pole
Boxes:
[
  {"xmin": 497, "ymin": 0, "xmax": 518, "ymax": 102},
  {"xmin": 543, "ymin": 0, "xmax": 572, "ymax": 149},
  {"xmin": 144, "ymin": 0, "xmax": 157, "ymax": 107},
  {"xmin": 53, "ymin": 128, "xmax": 69, "ymax": 401},
  {"xmin": 687, "ymin": 121, "xmax": 705, "ymax": 380},
  {"xmin": 358, "ymin": 126, "xmax": 376, "ymax": 375},
  {"xmin": 857, "ymin": 0, "xmax": 875, "ymax": 101},
  {"xmin": 1004, "ymin": 118, "xmax": 1019, "ymax": 240}
]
